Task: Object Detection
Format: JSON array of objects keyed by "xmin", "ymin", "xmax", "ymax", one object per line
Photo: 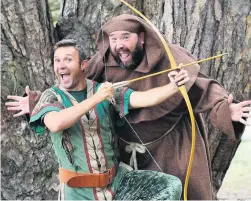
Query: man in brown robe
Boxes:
[
  {"xmin": 85, "ymin": 14, "xmax": 251, "ymax": 200},
  {"xmin": 6, "ymin": 14, "xmax": 251, "ymax": 200}
]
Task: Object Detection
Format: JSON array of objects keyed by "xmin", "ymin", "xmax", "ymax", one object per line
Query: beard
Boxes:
[{"xmin": 110, "ymin": 41, "xmax": 145, "ymax": 69}]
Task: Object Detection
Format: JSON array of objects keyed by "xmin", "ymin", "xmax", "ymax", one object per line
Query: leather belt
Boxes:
[{"xmin": 59, "ymin": 165, "xmax": 116, "ymax": 188}]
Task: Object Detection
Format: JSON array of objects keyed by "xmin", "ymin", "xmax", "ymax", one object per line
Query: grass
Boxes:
[{"xmin": 218, "ymin": 125, "xmax": 251, "ymax": 200}]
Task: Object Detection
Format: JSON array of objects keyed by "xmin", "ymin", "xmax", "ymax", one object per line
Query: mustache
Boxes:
[{"xmin": 114, "ymin": 47, "xmax": 130, "ymax": 55}]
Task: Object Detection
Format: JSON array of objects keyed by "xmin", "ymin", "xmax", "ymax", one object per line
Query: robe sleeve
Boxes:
[
  {"xmin": 85, "ymin": 52, "xmax": 106, "ymax": 82},
  {"xmin": 190, "ymin": 73, "xmax": 245, "ymax": 142}
]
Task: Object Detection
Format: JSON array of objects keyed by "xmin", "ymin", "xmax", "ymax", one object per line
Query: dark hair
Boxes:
[{"xmin": 52, "ymin": 39, "xmax": 88, "ymax": 65}]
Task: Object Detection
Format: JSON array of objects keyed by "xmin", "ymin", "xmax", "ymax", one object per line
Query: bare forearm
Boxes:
[
  {"xmin": 130, "ymin": 82, "xmax": 178, "ymax": 108},
  {"xmin": 44, "ymin": 94, "xmax": 101, "ymax": 133},
  {"xmin": 148, "ymin": 83, "xmax": 178, "ymax": 106}
]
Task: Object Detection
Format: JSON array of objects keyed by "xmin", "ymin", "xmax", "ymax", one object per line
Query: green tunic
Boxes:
[{"xmin": 30, "ymin": 79, "xmax": 133, "ymax": 200}]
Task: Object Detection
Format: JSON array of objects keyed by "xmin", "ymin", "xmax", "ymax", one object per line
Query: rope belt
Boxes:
[
  {"xmin": 125, "ymin": 143, "xmax": 146, "ymax": 170},
  {"xmin": 59, "ymin": 165, "xmax": 116, "ymax": 188},
  {"xmin": 121, "ymin": 115, "xmax": 182, "ymax": 170}
]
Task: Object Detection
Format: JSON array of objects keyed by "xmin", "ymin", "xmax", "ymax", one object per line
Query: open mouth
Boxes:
[
  {"xmin": 119, "ymin": 51, "xmax": 130, "ymax": 61},
  {"xmin": 60, "ymin": 72, "xmax": 70, "ymax": 81}
]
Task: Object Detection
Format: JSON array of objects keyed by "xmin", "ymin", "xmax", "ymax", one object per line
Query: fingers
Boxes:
[
  {"xmin": 227, "ymin": 94, "xmax": 234, "ymax": 104},
  {"xmin": 240, "ymin": 100, "xmax": 251, "ymax": 107},
  {"xmin": 243, "ymin": 107, "xmax": 251, "ymax": 112},
  {"xmin": 106, "ymin": 81, "xmax": 112, "ymax": 85},
  {"xmin": 98, "ymin": 82, "xmax": 114, "ymax": 100},
  {"xmin": 108, "ymin": 97, "xmax": 116, "ymax": 105},
  {"xmin": 6, "ymin": 106, "xmax": 21, "ymax": 111},
  {"xmin": 5, "ymin": 100, "xmax": 21, "ymax": 112},
  {"xmin": 25, "ymin": 85, "xmax": 30, "ymax": 94},
  {"xmin": 239, "ymin": 118, "xmax": 250, "ymax": 126},
  {"xmin": 104, "ymin": 82, "xmax": 114, "ymax": 96},
  {"xmin": 5, "ymin": 106, "xmax": 24, "ymax": 117},
  {"xmin": 170, "ymin": 69, "xmax": 189, "ymax": 86},
  {"xmin": 5, "ymin": 101, "xmax": 20, "ymax": 107},
  {"xmin": 168, "ymin": 71, "xmax": 178, "ymax": 77},
  {"xmin": 13, "ymin": 111, "xmax": 25, "ymax": 118},
  {"xmin": 101, "ymin": 82, "xmax": 113, "ymax": 90},
  {"xmin": 104, "ymin": 81, "xmax": 113, "ymax": 87},
  {"xmin": 175, "ymin": 70, "xmax": 188, "ymax": 81},
  {"xmin": 177, "ymin": 77, "xmax": 190, "ymax": 86},
  {"xmin": 242, "ymin": 112, "xmax": 251, "ymax": 118},
  {"xmin": 168, "ymin": 69, "xmax": 186, "ymax": 79},
  {"xmin": 177, "ymin": 63, "xmax": 184, "ymax": 69},
  {"xmin": 167, "ymin": 71, "xmax": 178, "ymax": 84},
  {"xmin": 6, "ymin": 95, "xmax": 21, "ymax": 101}
]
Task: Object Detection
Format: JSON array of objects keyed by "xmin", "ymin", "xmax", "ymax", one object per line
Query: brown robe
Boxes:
[{"xmin": 85, "ymin": 14, "xmax": 245, "ymax": 200}]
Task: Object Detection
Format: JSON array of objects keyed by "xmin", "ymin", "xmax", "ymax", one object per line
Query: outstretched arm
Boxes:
[
  {"xmin": 43, "ymin": 83, "xmax": 113, "ymax": 133},
  {"xmin": 129, "ymin": 67, "xmax": 189, "ymax": 109}
]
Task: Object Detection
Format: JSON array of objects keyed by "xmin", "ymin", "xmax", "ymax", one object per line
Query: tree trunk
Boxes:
[
  {"xmin": 1, "ymin": 0, "xmax": 250, "ymax": 200},
  {"xmin": 1, "ymin": 0, "xmax": 58, "ymax": 200}
]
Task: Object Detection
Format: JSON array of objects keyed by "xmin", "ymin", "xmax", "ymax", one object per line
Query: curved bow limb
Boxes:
[{"xmin": 119, "ymin": 0, "xmax": 196, "ymax": 200}]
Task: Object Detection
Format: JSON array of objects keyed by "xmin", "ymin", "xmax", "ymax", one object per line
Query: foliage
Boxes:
[{"xmin": 48, "ymin": 0, "xmax": 60, "ymax": 24}]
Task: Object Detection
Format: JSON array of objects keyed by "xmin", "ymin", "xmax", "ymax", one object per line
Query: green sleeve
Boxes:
[
  {"xmin": 113, "ymin": 87, "xmax": 134, "ymax": 117},
  {"xmin": 29, "ymin": 89, "xmax": 64, "ymax": 135}
]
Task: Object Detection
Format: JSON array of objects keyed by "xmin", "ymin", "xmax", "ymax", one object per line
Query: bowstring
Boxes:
[
  {"xmin": 99, "ymin": 5, "xmax": 108, "ymax": 82},
  {"xmin": 122, "ymin": 116, "xmax": 164, "ymax": 172}
]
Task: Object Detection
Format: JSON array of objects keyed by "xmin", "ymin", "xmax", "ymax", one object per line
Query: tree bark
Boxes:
[
  {"xmin": 1, "ymin": 0, "xmax": 250, "ymax": 200},
  {"xmin": 1, "ymin": 0, "xmax": 58, "ymax": 200}
]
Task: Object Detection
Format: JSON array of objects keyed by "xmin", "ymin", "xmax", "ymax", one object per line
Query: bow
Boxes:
[{"xmin": 119, "ymin": 1, "xmax": 196, "ymax": 200}]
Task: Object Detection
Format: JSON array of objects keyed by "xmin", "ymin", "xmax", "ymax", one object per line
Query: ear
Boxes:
[
  {"xmin": 81, "ymin": 59, "xmax": 88, "ymax": 71},
  {"xmin": 139, "ymin": 32, "xmax": 145, "ymax": 45}
]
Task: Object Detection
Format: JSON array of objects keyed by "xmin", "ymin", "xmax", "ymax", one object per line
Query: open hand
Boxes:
[
  {"xmin": 228, "ymin": 94, "xmax": 251, "ymax": 126},
  {"xmin": 168, "ymin": 63, "xmax": 189, "ymax": 87},
  {"xmin": 5, "ymin": 86, "xmax": 30, "ymax": 117}
]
